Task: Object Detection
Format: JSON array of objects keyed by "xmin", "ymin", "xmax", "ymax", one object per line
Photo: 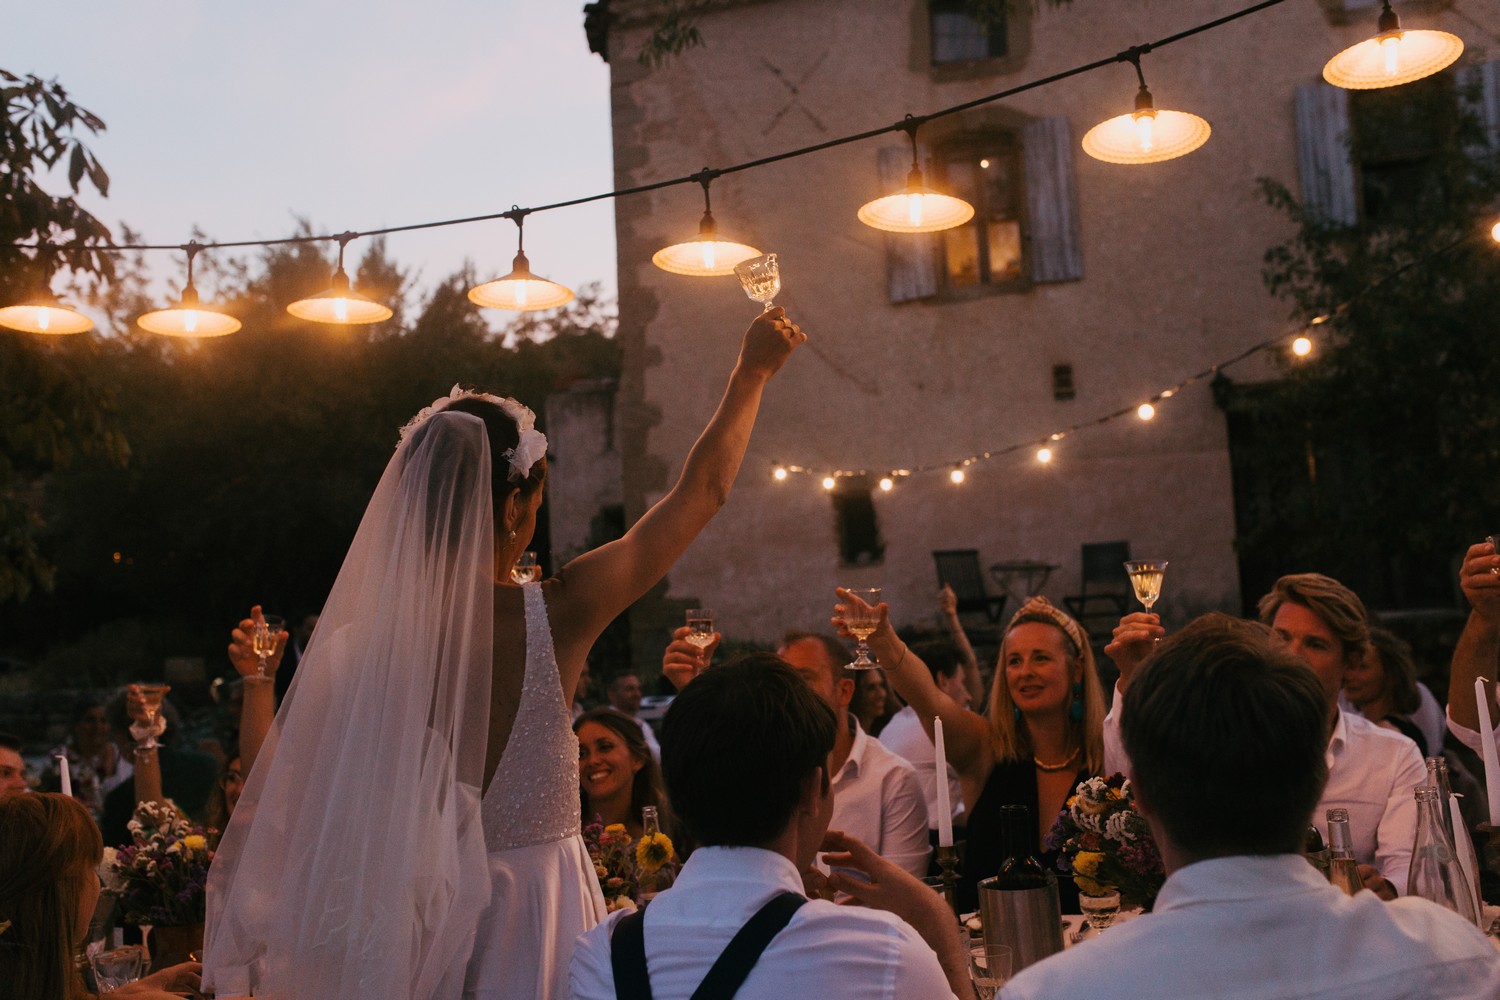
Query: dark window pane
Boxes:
[
  {"xmin": 930, "ymin": 1, "xmax": 1007, "ymax": 64},
  {"xmin": 833, "ymin": 486, "xmax": 885, "ymax": 566},
  {"xmin": 936, "ymin": 137, "xmax": 1024, "ymax": 289}
]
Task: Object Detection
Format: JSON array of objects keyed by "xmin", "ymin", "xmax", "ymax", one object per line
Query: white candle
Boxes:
[
  {"xmin": 1476, "ymin": 678, "xmax": 1500, "ymax": 826},
  {"xmin": 934, "ymin": 716, "xmax": 953, "ymax": 848},
  {"xmin": 55, "ymin": 754, "xmax": 71, "ymax": 798}
]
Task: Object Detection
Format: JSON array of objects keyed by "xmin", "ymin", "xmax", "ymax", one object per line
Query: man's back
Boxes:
[
  {"xmin": 1001, "ymin": 855, "xmax": 1499, "ymax": 1000},
  {"xmin": 570, "ymin": 846, "xmax": 957, "ymax": 1000}
]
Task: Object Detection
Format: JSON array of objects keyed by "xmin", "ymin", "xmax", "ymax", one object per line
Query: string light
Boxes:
[
  {"xmin": 878, "ymin": 476, "xmax": 894, "ymax": 492},
  {"xmin": 0, "ymin": 247, "xmax": 95, "ymax": 334},
  {"xmin": 137, "ymin": 243, "xmax": 241, "ymax": 337},
  {"xmin": 1323, "ymin": 1, "xmax": 1462, "ymax": 90},
  {"xmin": 822, "ymin": 476, "xmax": 837, "ymax": 491},
  {"xmin": 1082, "ymin": 50, "xmax": 1211, "ymax": 165},
  {"xmin": 1137, "ymin": 402, "xmax": 1156, "ymax": 420},
  {"xmin": 949, "ymin": 468, "xmax": 966, "ymax": 484},
  {"xmin": 287, "ymin": 233, "xmax": 394, "ymax": 325},
  {"xmin": 773, "ymin": 465, "xmax": 789, "ymax": 481},
  {"xmin": 1037, "ymin": 447, "xmax": 1054, "ymax": 463},
  {"xmin": 469, "ymin": 211, "xmax": 575, "ymax": 311},
  {"xmin": 652, "ymin": 171, "xmax": 762, "ymax": 277},
  {"xmin": 1491, "ymin": 220, "xmax": 1500, "ymax": 244},
  {"xmin": 1292, "ymin": 334, "xmax": 1313, "ymax": 357},
  {"xmin": 857, "ymin": 116, "xmax": 975, "ymax": 234}
]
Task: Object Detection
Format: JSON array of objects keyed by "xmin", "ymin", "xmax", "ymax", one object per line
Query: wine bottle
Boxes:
[
  {"xmin": 996, "ymin": 804, "xmax": 1052, "ymax": 889},
  {"xmin": 1407, "ymin": 785, "xmax": 1479, "ymax": 924},
  {"xmin": 1325, "ymin": 808, "xmax": 1361, "ymax": 896},
  {"xmin": 977, "ymin": 804, "xmax": 1062, "ymax": 974}
]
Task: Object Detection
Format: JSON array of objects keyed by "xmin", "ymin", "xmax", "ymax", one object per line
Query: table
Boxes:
[{"xmin": 990, "ymin": 560, "xmax": 1060, "ymax": 605}]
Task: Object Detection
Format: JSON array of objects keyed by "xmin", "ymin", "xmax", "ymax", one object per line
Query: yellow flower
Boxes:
[
  {"xmin": 635, "ymin": 832, "xmax": 675, "ymax": 875},
  {"xmin": 1073, "ymin": 851, "xmax": 1105, "ymax": 878},
  {"xmin": 182, "ymin": 835, "xmax": 207, "ymax": 853},
  {"xmin": 1074, "ymin": 874, "xmax": 1108, "ymax": 897}
]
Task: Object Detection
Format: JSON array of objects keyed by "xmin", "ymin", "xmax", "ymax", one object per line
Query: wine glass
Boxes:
[
  {"xmin": 968, "ymin": 943, "xmax": 1012, "ymax": 1000},
  {"xmin": 685, "ymin": 609, "xmax": 715, "ymax": 659},
  {"xmin": 252, "ymin": 614, "xmax": 285, "ymax": 681},
  {"xmin": 511, "ymin": 551, "xmax": 540, "ymax": 584},
  {"xmin": 1079, "ymin": 889, "xmax": 1122, "ymax": 933},
  {"xmin": 90, "ymin": 944, "xmax": 146, "ymax": 992},
  {"xmin": 1487, "ymin": 534, "xmax": 1500, "ymax": 577},
  {"xmin": 734, "ymin": 253, "xmax": 780, "ymax": 312},
  {"xmin": 1123, "ymin": 560, "xmax": 1167, "ymax": 615},
  {"xmin": 842, "ymin": 588, "xmax": 882, "ymax": 670},
  {"xmin": 135, "ymin": 684, "xmax": 170, "ymax": 750}
]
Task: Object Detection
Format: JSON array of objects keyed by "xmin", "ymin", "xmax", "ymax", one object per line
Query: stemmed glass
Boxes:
[
  {"xmin": 734, "ymin": 253, "xmax": 780, "ymax": 312},
  {"xmin": 968, "ymin": 943, "xmax": 1012, "ymax": 1000},
  {"xmin": 685, "ymin": 609, "xmax": 715, "ymax": 659},
  {"xmin": 134, "ymin": 684, "xmax": 171, "ymax": 751},
  {"xmin": 1487, "ymin": 534, "xmax": 1500, "ymax": 577},
  {"xmin": 1079, "ymin": 889, "xmax": 1122, "ymax": 934},
  {"xmin": 511, "ymin": 551, "xmax": 540, "ymax": 584},
  {"xmin": 1123, "ymin": 560, "xmax": 1167, "ymax": 615},
  {"xmin": 252, "ymin": 614, "xmax": 285, "ymax": 681},
  {"xmin": 842, "ymin": 588, "xmax": 882, "ymax": 670}
]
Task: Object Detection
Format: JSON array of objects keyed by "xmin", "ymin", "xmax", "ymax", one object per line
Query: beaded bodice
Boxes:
[{"xmin": 480, "ymin": 582, "xmax": 581, "ymax": 852}]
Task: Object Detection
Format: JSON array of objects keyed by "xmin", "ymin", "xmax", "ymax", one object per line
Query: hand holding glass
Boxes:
[
  {"xmin": 252, "ymin": 613, "xmax": 286, "ymax": 681},
  {"xmin": 685, "ymin": 609, "xmax": 715, "ymax": 659},
  {"xmin": 841, "ymin": 588, "xmax": 882, "ymax": 670},
  {"xmin": 133, "ymin": 684, "xmax": 171, "ymax": 751},
  {"xmin": 735, "ymin": 253, "xmax": 780, "ymax": 312},
  {"xmin": 90, "ymin": 944, "xmax": 145, "ymax": 992},
  {"xmin": 1123, "ymin": 560, "xmax": 1167, "ymax": 614}
]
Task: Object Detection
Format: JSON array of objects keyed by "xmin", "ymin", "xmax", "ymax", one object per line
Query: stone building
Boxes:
[{"xmin": 583, "ymin": 0, "xmax": 1498, "ymax": 658}]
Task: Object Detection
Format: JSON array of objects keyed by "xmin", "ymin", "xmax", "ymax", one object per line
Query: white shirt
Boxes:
[
  {"xmin": 878, "ymin": 705, "xmax": 965, "ymax": 829},
  {"xmin": 569, "ymin": 846, "xmax": 958, "ymax": 1000},
  {"xmin": 1000, "ymin": 854, "xmax": 1500, "ymax": 1000},
  {"xmin": 831, "ymin": 720, "xmax": 931, "ymax": 877},
  {"xmin": 1446, "ymin": 706, "xmax": 1497, "ymax": 756},
  {"xmin": 1105, "ymin": 695, "xmax": 1423, "ymax": 889}
]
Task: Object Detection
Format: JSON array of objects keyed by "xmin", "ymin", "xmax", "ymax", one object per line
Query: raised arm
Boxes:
[
  {"xmin": 835, "ymin": 588, "xmax": 992, "ymax": 783},
  {"xmin": 1448, "ymin": 541, "xmax": 1500, "ymax": 734},
  {"xmin": 226, "ymin": 605, "xmax": 286, "ymax": 778},
  {"xmin": 938, "ymin": 585, "xmax": 984, "ymax": 709},
  {"xmin": 548, "ymin": 309, "xmax": 805, "ymax": 660}
]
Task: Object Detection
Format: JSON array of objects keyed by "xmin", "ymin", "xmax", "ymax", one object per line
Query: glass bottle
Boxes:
[
  {"xmin": 1406, "ymin": 786, "xmax": 1479, "ymax": 924},
  {"xmin": 977, "ymin": 804, "xmax": 1062, "ymax": 973},
  {"xmin": 1325, "ymin": 808, "xmax": 1361, "ymax": 896},
  {"xmin": 637, "ymin": 805, "xmax": 673, "ymax": 901},
  {"xmin": 1303, "ymin": 822, "xmax": 1330, "ymax": 878},
  {"xmin": 1425, "ymin": 757, "xmax": 1455, "ymax": 845},
  {"xmin": 996, "ymin": 804, "xmax": 1052, "ymax": 889}
]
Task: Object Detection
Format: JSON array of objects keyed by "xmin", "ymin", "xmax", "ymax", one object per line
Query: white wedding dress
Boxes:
[{"xmin": 464, "ymin": 582, "xmax": 606, "ymax": 998}]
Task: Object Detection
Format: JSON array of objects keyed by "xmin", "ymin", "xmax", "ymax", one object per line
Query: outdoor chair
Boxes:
[
  {"xmin": 932, "ymin": 549, "xmax": 1007, "ymax": 624},
  {"xmin": 1063, "ymin": 541, "xmax": 1132, "ymax": 638}
]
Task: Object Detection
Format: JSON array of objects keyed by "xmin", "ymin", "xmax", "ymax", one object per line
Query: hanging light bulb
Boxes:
[
  {"xmin": 652, "ymin": 170, "xmax": 762, "ymax": 276},
  {"xmin": 1490, "ymin": 219, "xmax": 1500, "ymax": 244},
  {"xmin": 878, "ymin": 476, "xmax": 894, "ymax": 492},
  {"xmin": 137, "ymin": 242, "xmax": 241, "ymax": 337},
  {"xmin": 0, "ymin": 246, "xmax": 95, "ymax": 334},
  {"xmin": 1137, "ymin": 402, "xmax": 1156, "ymax": 421},
  {"xmin": 1082, "ymin": 52, "xmax": 1211, "ymax": 165},
  {"xmin": 1323, "ymin": 1, "xmax": 1462, "ymax": 90},
  {"xmin": 858, "ymin": 116, "xmax": 975, "ymax": 234},
  {"xmin": 1292, "ymin": 335, "xmax": 1314, "ymax": 357},
  {"xmin": 821, "ymin": 475, "xmax": 837, "ymax": 491},
  {"xmin": 1037, "ymin": 447, "xmax": 1054, "ymax": 464},
  {"xmin": 773, "ymin": 465, "xmax": 789, "ymax": 482},
  {"xmin": 287, "ymin": 232, "xmax": 395, "ymax": 324},
  {"xmin": 470, "ymin": 211, "xmax": 576, "ymax": 311},
  {"xmin": 949, "ymin": 467, "xmax": 966, "ymax": 484}
]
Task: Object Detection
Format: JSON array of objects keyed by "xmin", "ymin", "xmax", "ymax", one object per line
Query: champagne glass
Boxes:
[
  {"xmin": 134, "ymin": 684, "xmax": 170, "ymax": 750},
  {"xmin": 511, "ymin": 551, "xmax": 540, "ymax": 584},
  {"xmin": 734, "ymin": 253, "xmax": 780, "ymax": 312},
  {"xmin": 685, "ymin": 609, "xmax": 715, "ymax": 660},
  {"xmin": 1123, "ymin": 560, "xmax": 1167, "ymax": 615},
  {"xmin": 842, "ymin": 587, "xmax": 882, "ymax": 670},
  {"xmin": 252, "ymin": 614, "xmax": 285, "ymax": 681}
]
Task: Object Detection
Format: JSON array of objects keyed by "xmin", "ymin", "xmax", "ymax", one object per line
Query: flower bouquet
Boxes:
[
  {"xmin": 107, "ymin": 801, "xmax": 215, "ymax": 927},
  {"xmin": 1044, "ymin": 773, "xmax": 1164, "ymax": 910},
  {"xmin": 583, "ymin": 816, "xmax": 678, "ymax": 913}
]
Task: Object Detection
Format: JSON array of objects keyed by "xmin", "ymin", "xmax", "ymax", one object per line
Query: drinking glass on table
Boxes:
[
  {"xmin": 735, "ymin": 253, "xmax": 780, "ymax": 312},
  {"xmin": 685, "ymin": 609, "xmax": 715, "ymax": 660},
  {"xmin": 252, "ymin": 613, "xmax": 286, "ymax": 681},
  {"xmin": 133, "ymin": 684, "xmax": 171, "ymax": 751},
  {"xmin": 511, "ymin": 551, "xmax": 540, "ymax": 584},
  {"xmin": 1123, "ymin": 560, "xmax": 1167, "ymax": 615},
  {"xmin": 841, "ymin": 588, "xmax": 882, "ymax": 670},
  {"xmin": 90, "ymin": 944, "xmax": 145, "ymax": 992},
  {"xmin": 1079, "ymin": 889, "xmax": 1122, "ymax": 933},
  {"xmin": 969, "ymin": 943, "xmax": 1012, "ymax": 1000}
]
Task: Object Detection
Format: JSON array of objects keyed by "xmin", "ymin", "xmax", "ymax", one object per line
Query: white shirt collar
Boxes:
[
  {"xmin": 1156, "ymin": 854, "xmax": 1331, "ymax": 912},
  {"xmin": 674, "ymin": 845, "xmax": 806, "ymax": 897},
  {"xmin": 835, "ymin": 717, "xmax": 870, "ymax": 783}
]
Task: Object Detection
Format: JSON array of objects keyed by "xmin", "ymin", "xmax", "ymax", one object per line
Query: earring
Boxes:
[
  {"xmin": 507, "ymin": 529, "xmax": 517, "ymax": 543},
  {"xmin": 1069, "ymin": 681, "xmax": 1083, "ymax": 723},
  {"xmin": 1013, "ymin": 705, "xmax": 1022, "ymax": 724}
]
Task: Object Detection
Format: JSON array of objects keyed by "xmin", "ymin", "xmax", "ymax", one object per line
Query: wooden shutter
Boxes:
[
  {"xmin": 1457, "ymin": 59, "xmax": 1500, "ymax": 155},
  {"xmin": 1022, "ymin": 116, "xmax": 1082, "ymax": 283},
  {"xmin": 878, "ymin": 145, "xmax": 940, "ymax": 303},
  {"xmin": 1294, "ymin": 81, "xmax": 1358, "ymax": 226}
]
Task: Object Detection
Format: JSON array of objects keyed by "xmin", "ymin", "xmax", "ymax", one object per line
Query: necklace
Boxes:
[{"xmin": 1033, "ymin": 746, "xmax": 1080, "ymax": 772}]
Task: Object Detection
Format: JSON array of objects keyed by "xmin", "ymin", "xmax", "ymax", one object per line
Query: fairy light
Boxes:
[
  {"xmin": 878, "ymin": 476, "xmax": 894, "ymax": 492},
  {"xmin": 1137, "ymin": 402, "xmax": 1156, "ymax": 421},
  {"xmin": 949, "ymin": 468, "xmax": 966, "ymax": 484},
  {"xmin": 1491, "ymin": 220, "xmax": 1500, "ymax": 244},
  {"xmin": 822, "ymin": 476, "xmax": 837, "ymax": 491},
  {"xmin": 773, "ymin": 466, "xmax": 789, "ymax": 481},
  {"xmin": 1037, "ymin": 447, "xmax": 1053, "ymax": 464},
  {"xmin": 1292, "ymin": 335, "xmax": 1313, "ymax": 357}
]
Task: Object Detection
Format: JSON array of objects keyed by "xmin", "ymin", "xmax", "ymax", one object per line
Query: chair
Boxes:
[
  {"xmin": 1063, "ymin": 541, "xmax": 1132, "ymax": 636},
  {"xmin": 932, "ymin": 549, "xmax": 1007, "ymax": 624}
]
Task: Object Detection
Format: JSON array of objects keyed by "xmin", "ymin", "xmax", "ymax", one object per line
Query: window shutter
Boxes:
[
  {"xmin": 1022, "ymin": 116, "xmax": 1082, "ymax": 283},
  {"xmin": 1294, "ymin": 81, "xmax": 1358, "ymax": 226},
  {"xmin": 878, "ymin": 145, "xmax": 939, "ymax": 303},
  {"xmin": 1457, "ymin": 59, "xmax": 1500, "ymax": 155}
]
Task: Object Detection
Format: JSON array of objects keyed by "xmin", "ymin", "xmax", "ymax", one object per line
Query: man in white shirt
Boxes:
[
  {"xmin": 1004, "ymin": 614, "xmax": 1500, "ymax": 1000},
  {"xmin": 1106, "ymin": 573, "xmax": 1424, "ymax": 896},
  {"xmin": 878, "ymin": 639, "xmax": 969, "ymax": 833},
  {"xmin": 1446, "ymin": 539, "xmax": 1500, "ymax": 757},
  {"xmin": 570, "ymin": 654, "xmax": 967, "ymax": 1000},
  {"xmin": 606, "ymin": 671, "xmax": 662, "ymax": 760},
  {"xmin": 777, "ymin": 631, "xmax": 931, "ymax": 877}
]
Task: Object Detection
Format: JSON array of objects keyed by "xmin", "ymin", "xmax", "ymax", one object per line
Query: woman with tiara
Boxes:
[{"xmin": 204, "ymin": 308, "xmax": 806, "ymax": 1000}]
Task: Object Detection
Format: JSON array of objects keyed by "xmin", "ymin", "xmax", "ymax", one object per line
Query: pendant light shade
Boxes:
[
  {"xmin": 1083, "ymin": 59, "xmax": 1210, "ymax": 165},
  {"xmin": 1323, "ymin": 1, "xmax": 1462, "ymax": 90},
  {"xmin": 857, "ymin": 118, "xmax": 974, "ymax": 234},
  {"xmin": 0, "ymin": 296, "xmax": 93, "ymax": 334},
  {"xmin": 137, "ymin": 243, "xmax": 241, "ymax": 337},
  {"xmin": 652, "ymin": 171, "xmax": 762, "ymax": 276},
  {"xmin": 286, "ymin": 233, "xmax": 394, "ymax": 325},
  {"xmin": 468, "ymin": 211, "xmax": 575, "ymax": 311}
]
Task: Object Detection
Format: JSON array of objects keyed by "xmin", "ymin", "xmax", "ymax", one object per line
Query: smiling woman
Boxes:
[{"xmin": 574, "ymin": 709, "xmax": 673, "ymax": 842}]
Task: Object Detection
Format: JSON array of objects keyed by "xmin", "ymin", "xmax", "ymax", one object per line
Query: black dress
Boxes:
[{"xmin": 959, "ymin": 757, "xmax": 1088, "ymax": 914}]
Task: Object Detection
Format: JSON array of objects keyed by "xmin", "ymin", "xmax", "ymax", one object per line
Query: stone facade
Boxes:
[{"xmin": 544, "ymin": 379, "xmax": 624, "ymax": 566}]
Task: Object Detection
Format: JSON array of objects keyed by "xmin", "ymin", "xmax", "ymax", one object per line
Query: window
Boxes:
[
  {"xmin": 930, "ymin": 0, "xmax": 1007, "ymax": 65},
  {"xmin": 1052, "ymin": 364, "xmax": 1075, "ymax": 402},
  {"xmin": 832, "ymin": 481, "xmax": 884, "ymax": 567},
  {"xmin": 935, "ymin": 134, "xmax": 1025, "ymax": 290},
  {"xmin": 1350, "ymin": 75, "xmax": 1457, "ymax": 224}
]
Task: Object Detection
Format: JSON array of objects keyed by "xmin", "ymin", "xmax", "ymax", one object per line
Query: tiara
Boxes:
[{"xmin": 400, "ymin": 384, "xmax": 548, "ymax": 482}]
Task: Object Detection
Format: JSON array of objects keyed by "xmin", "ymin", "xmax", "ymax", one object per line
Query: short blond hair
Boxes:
[{"xmin": 1257, "ymin": 573, "xmax": 1369, "ymax": 658}]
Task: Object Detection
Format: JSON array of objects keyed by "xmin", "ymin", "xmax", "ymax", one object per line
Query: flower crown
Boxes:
[
  {"xmin": 1006, "ymin": 595, "xmax": 1088, "ymax": 658},
  {"xmin": 400, "ymin": 384, "xmax": 548, "ymax": 482}
]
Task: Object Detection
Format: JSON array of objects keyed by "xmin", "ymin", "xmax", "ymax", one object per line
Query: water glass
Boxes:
[
  {"xmin": 969, "ymin": 943, "xmax": 1012, "ymax": 1000},
  {"xmin": 1079, "ymin": 889, "xmax": 1122, "ymax": 932},
  {"xmin": 511, "ymin": 551, "xmax": 540, "ymax": 584},
  {"xmin": 90, "ymin": 945, "xmax": 145, "ymax": 992}
]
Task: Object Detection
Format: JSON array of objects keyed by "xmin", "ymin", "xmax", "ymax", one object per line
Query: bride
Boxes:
[{"xmin": 204, "ymin": 308, "xmax": 806, "ymax": 1000}]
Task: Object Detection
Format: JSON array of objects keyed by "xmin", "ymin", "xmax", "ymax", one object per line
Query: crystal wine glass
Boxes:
[
  {"xmin": 842, "ymin": 588, "xmax": 882, "ymax": 670},
  {"xmin": 685, "ymin": 609, "xmax": 715, "ymax": 659},
  {"xmin": 1123, "ymin": 560, "xmax": 1167, "ymax": 615},
  {"xmin": 1079, "ymin": 889, "xmax": 1122, "ymax": 933},
  {"xmin": 734, "ymin": 253, "xmax": 780, "ymax": 312},
  {"xmin": 90, "ymin": 944, "xmax": 146, "ymax": 992},
  {"xmin": 511, "ymin": 551, "xmax": 540, "ymax": 584},
  {"xmin": 134, "ymin": 684, "xmax": 171, "ymax": 751},
  {"xmin": 252, "ymin": 614, "xmax": 285, "ymax": 681}
]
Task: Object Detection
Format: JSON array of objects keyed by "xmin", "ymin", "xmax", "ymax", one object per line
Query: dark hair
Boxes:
[
  {"xmin": 780, "ymin": 631, "xmax": 856, "ymax": 684},
  {"xmin": 1122, "ymin": 613, "xmax": 1329, "ymax": 859},
  {"xmin": 71, "ymin": 695, "xmax": 107, "ymax": 727},
  {"xmin": 910, "ymin": 639, "xmax": 963, "ymax": 683},
  {"xmin": 660, "ymin": 654, "xmax": 837, "ymax": 848},
  {"xmin": 0, "ymin": 732, "xmax": 20, "ymax": 754},
  {"xmin": 442, "ymin": 395, "xmax": 547, "ymax": 504},
  {"xmin": 205, "ymin": 747, "xmax": 242, "ymax": 833},
  {"xmin": 1367, "ymin": 626, "xmax": 1421, "ymax": 716},
  {"xmin": 572, "ymin": 710, "xmax": 673, "ymax": 834},
  {"xmin": 0, "ymin": 793, "xmax": 102, "ymax": 1000}
]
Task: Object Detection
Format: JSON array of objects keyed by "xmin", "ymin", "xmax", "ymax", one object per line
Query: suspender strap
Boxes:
[{"xmin": 609, "ymin": 890, "xmax": 809, "ymax": 1000}]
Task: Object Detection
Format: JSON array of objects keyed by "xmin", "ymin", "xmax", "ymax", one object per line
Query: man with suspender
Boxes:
[{"xmin": 568, "ymin": 653, "xmax": 969, "ymax": 1000}]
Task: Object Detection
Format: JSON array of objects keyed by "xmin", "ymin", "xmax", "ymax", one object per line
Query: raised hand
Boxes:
[
  {"xmin": 1459, "ymin": 541, "xmax": 1500, "ymax": 624},
  {"xmin": 1104, "ymin": 612, "xmax": 1165, "ymax": 692},
  {"xmin": 228, "ymin": 604, "xmax": 287, "ymax": 681},
  {"xmin": 662, "ymin": 625, "xmax": 721, "ymax": 692},
  {"xmin": 737, "ymin": 306, "xmax": 806, "ymax": 381}
]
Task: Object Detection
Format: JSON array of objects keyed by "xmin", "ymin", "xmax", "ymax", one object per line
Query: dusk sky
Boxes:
[{"xmin": 7, "ymin": 1, "xmax": 619, "ymax": 318}]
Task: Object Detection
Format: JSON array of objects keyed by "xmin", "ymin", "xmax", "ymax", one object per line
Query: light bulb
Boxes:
[
  {"xmin": 702, "ymin": 242, "xmax": 716, "ymax": 271},
  {"xmin": 822, "ymin": 476, "xmax": 836, "ymax": 491},
  {"xmin": 879, "ymin": 477, "xmax": 894, "ymax": 492},
  {"xmin": 1491, "ymin": 220, "xmax": 1500, "ymax": 244},
  {"xmin": 1381, "ymin": 32, "xmax": 1402, "ymax": 75},
  {"xmin": 773, "ymin": 466, "xmax": 788, "ymax": 482},
  {"xmin": 949, "ymin": 468, "xmax": 965, "ymax": 484},
  {"xmin": 1037, "ymin": 447, "xmax": 1053, "ymax": 464},
  {"xmin": 36, "ymin": 307, "xmax": 50, "ymax": 332},
  {"xmin": 1134, "ymin": 111, "xmax": 1155, "ymax": 151},
  {"xmin": 979, "ymin": 158, "xmax": 990, "ymax": 169},
  {"xmin": 1293, "ymin": 335, "xmax": 1313, "ymax": 357},
  {"xmin": 516, "ymin": 281, "xmax": 528, "ymax": 308},
  {"xmin": 1137, "ymin": 402, "xmax": 1156, "ymax": 421},
  {"xmin": 907, "ymin": 193, "xmax": 924, "ymax": 228},
  {"xmin": 183, "ymin": 311, "xmax": 200, "ymax": 334}
]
